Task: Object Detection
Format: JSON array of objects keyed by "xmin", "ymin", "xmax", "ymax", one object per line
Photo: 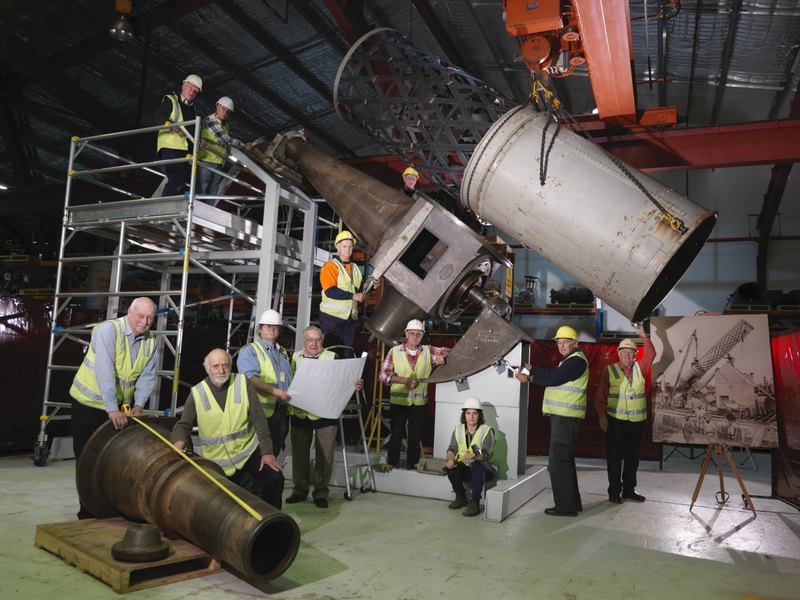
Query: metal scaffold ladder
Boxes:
[{"xmin": 33, "ymin": 120, "xmax": 320, "ymax": 465}]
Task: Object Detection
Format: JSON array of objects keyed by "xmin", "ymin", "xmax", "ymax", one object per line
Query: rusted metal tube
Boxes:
[
  {"xmin": 282, "ymin": 134, "xmax": 413, "ymax": 254},
  {"xmin": 76, "ymin": 418, "xmax": 300, "ymax": 586}
]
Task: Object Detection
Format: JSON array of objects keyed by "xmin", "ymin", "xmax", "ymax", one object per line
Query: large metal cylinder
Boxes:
[
  {"xmin": 461, "ymin": 106, "xmax": 717, "ymax": 322},
  {"xmin": 77, "ymin": 419, "xmax": 300, "ymax": 586}
]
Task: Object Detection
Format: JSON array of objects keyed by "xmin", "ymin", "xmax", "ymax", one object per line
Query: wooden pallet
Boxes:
[{"xmin": 35, "ymin": 518, "xmax": 221, "ymax": 593}]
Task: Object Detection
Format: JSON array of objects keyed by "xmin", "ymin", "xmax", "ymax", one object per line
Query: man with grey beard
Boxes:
[{"xmin": 171, "ymin": 348, "xmax": 285, "ymax": 508}]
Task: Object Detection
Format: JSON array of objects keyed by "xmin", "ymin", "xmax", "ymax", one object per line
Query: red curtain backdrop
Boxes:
[
  {"xmin": 525, "ymin": 340, "xmax": 661, "ymax": 460},
  {"xmin": 771, "ymin": 332, "xmax": 800, "ymax": 507}
]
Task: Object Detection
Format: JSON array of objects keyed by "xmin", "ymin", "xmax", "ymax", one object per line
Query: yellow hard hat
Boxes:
[
  {"xmin": 402, "ymin": 166, "xmax": 419, "ymax": 178},
  {"xmin": 334, "ymin": 230, "xmax": 356, "ymax": 246},
  {"xmin": 553, "ymin": 325, "xmax": 578, "ymax": 341},
  {"xmin": 618, "ymin": 338, "xmax": 638, "ymax": 351}
]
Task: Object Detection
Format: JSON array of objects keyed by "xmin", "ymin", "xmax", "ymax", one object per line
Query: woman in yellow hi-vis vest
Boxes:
[
  {"xmin": 378, "ymin": 319, "xmax": 449, "ymax": 470},
  {"xmin": 319, "ymin": 230, "xmax": 363, "ymax": 357},
  {"xmin": 594, "ymin": 323, "xmax": 655, "ymax": 504},
  {"xmin": 69, "ymin": 297, "xmax": 158, "ymax": 519},
  {"xmin": 444, "ymin": 396, "xmax": 497, "ymax": 517},
  {"xmin": 155, "ymin": 74, "xmax": 202, "ymax": 197},
  {"xmin": 517, "ymin": 325, "xmax": 588, "ymax": 517}
]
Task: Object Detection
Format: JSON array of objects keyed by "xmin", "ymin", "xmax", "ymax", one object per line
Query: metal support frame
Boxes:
[{"xmin": 34, "ymin": 123, "xmax": 319, "ymax": 464}]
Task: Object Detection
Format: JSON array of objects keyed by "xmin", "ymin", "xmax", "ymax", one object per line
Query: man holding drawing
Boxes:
[{"xmin": 285, "ymin": 325, "xmax": 363, "ymax": 508}]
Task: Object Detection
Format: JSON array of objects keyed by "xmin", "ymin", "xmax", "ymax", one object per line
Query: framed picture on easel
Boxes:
[{"xmin": 650, "ymin": 314, "xmax": 777, "ymax": 449}]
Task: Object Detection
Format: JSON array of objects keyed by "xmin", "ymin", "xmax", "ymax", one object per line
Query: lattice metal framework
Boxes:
[{"xmin": 333, "ymin": 28, "xmax": 518, "ymax": 191}]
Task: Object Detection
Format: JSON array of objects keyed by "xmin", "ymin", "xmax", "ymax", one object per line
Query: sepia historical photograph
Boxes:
[{"xmin": 650, "ymin": 314, "xmax": 777, "ymax": 448}]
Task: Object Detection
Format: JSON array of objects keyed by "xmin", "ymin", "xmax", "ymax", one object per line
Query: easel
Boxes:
[{"xmin": 690, "ymin": 442, "xmax": 756, "ymax": 516}]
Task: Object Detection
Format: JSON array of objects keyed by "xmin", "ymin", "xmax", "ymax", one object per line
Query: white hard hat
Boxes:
[
  {"xmin": 217, "ymin": 96, "xmax": 234, "ymax": 111},
  {"xmin": 183, "ymin": 74, "xmax": 203, "ymax": 91},
  {"xmin": 405, "ymin": 319, "xmax": 424, "ymax": 331},
  {"xmin": 462, "ymin": 396, "xmax": 482, "ymax": 411},
  {"xmin": 258, "ymin": 309, "xmax": 282, "ymax": 326},
  {"xmin": 618, "ymin": 338, "xmax": 638, "ymax": 351}
]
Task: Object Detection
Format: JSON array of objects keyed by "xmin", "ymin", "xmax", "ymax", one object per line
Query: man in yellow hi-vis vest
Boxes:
[
  {"xmin": 517, "ymin": 325, "xmax": 588, "ymax": 517},
  {"xmin": 594, "ymin": 323, "xmax": 655, "ymax": 504},
  {"xmin": 155, "ymin": 74, "xmax": 202, "ymax": 197},
  {"xmin": 69, "ymin": 297, "xmax": 158, "ymax": 519},
  {"xmin": 171, "ymin": 349, "xmax": 284, "ymax": 509},
  {"xmin": 195, "ymin": 96, "xmax": 263, "ymax": 202},
  {"xmin": 319, "ymin": 230, "xmax": 363, "ymax": 357},
  {"xmin": 379, "ymin": 319, "xmax": 449, "ymax": 470},
  {"xmin": 236, "ymin": 309, "xmax": 293, "ymax": 457},
  {"xmin": 285, "ymin": 325, "xmax": 363, "ymax": 509}
]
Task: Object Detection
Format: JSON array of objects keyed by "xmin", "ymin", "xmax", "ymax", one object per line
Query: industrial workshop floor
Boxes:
[{"xmin": 1, "ymin": 448, "xmax": 798, "ymax": 600}]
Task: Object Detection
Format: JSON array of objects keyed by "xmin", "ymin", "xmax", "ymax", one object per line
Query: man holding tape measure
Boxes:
[{"xmin": 171, "ymin": 348, "xmax": 285, "ymax": 509}]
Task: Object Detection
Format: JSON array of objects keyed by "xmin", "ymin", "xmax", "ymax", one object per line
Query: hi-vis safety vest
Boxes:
[
  {"xmin": 320, "ymin": 259, "xmax": 363, "ymax": 320},
  {"xmin": 251, "ymin": 342, "xmax": 290, "ymax": 418},
  {"xmin": 193, "ymin": 374, "xmax": 258, "ymax": 476},
  {"xmin": 542, "ymin": 351, "xmax": 589, "ymax": 418},
  {"xmin": 289, "ymin": 349, "xmax": 336, "ymax": 420},
  {"xmin": 389, "ymin": 345, "xmax": 432, "ymax": 406},
  {"xmin": 69, "ymin": 317, "xmax": 156, "ymax": 410},
  {"xmin": 607, "ymin": 362, "xmax": 647, "ymax": 422},
  {"xmin": 157, "ymin": 93, "xmax": 188, "ymax": 152},
  {"xmin": 197, "ymin": 114, "xmax": 228, "ymax": 164},
  {"xmin": 454, "ymin": 423, "xmax": 495, "ymax": 467}
]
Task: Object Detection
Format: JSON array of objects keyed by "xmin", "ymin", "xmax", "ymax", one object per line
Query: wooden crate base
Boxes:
[{"xmin": 35, "ymin": 517, "xmax": 221, "ymax": 593}]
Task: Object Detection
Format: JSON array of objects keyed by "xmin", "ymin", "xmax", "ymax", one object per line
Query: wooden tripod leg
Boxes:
[
  {"xmin": 690, "ymin": 443, "xmax": 714, "ymax": 511},
  {"xmin": 715, "ymin": 443, "xmax": 729, "ymax": 504},
  {"xmin": 722, "ymin": 444, "xmax": 757, "ymax": 516}
]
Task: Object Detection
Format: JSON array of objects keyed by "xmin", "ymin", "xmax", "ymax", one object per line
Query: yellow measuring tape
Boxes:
[{"xmin": 122, "ymin": 405, "xmax": 263, "ymax": 521}]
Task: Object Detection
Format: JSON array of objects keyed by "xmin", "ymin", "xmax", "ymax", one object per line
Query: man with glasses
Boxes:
[
  {"xmin": 236, "ymin": 309, "xmax": 293, "ymax": 457},
  {"xmin": 285, "ymin": 326, "xmax": 363, "ymax": 508},
  {"xmin": 378, "ymin": 319, "xmax": 449, "ymax": 470},
  {"xmin": 155, "ymin": 74, "xmax": 202, "ymax": 197},
  {"xmin": 172, "ymin": 348, "xmax": 284, "ymax": 509}
]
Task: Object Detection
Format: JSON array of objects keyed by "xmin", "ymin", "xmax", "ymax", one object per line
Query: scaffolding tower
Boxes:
[{"xmin": 34, "ymin": 120, "xmax": 323, "ymax": 464}]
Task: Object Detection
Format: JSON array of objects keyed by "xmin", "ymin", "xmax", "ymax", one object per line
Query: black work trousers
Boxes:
[
  {"xmin": 229, "ymin": 448, "xmax": 286, "ymax": 510},
  {"xmin": 605, "ymin": 416, "xmax": 645, "ymax": 498},
  {"xmin": 268, "ymin": 404, "xmax": 290, "ymax": 458},
  {"xmin": 71, "ymin": 398, "xmax": 111, "ymax": 519},
  {"xmin": 548, "ymin": 415, "xmax": 583, "ymax": 512},
  {"xmin": 388, "ymin": 403, "xmax": 426, "ymax": 469},
  {"xmin": 157, "ymin": 148, "xmax": 190, "ymax": 197}
]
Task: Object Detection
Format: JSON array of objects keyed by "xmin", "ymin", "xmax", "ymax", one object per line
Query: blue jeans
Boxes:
[
  {"xmin": 446, "ymin": 460, "xmax": 496, "ymax": 502},
  {"xmin": 196, "ymin": 161, "xmax": 223, "ymax": 204}
]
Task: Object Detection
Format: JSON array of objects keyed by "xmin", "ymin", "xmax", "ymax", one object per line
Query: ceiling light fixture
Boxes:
[{"xmin": 109, "ymin": 0, "xmax": 134, "ymax": 42}]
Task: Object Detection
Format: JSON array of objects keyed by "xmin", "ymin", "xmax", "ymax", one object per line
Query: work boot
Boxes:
[
  {"xmin": 285, "ymin": 494, "xmax": 307, "ymax": 504},
  {"xmin": 448, "ymin": 496, "xmax": 468, "ymax": 510},
  {"xmin": 462, "ymin": 501, "xmax": 481, "ymax": 517}
]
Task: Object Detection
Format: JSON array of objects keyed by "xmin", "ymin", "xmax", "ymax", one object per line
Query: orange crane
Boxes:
[{"xmin": 502, "ymin": 0, "xmax": 680, "ymax": 128}]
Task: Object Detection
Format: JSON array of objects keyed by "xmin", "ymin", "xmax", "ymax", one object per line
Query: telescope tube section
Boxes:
[
  {"xmin": 461, "ymin": 105, "xmax": 717, "ymax": 322},
  {"xmin": 76, "ymin": 419, "xmax": 300, "ymax": 586}
]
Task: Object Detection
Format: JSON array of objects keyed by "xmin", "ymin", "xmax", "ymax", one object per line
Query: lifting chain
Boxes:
[
  {"xmin": 531, "ymin": 81, "xmax": 561, "ymax": 187},
  {"xmin": 529, "ymin": 80, "xmax": 688, "ymax": 235}
]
